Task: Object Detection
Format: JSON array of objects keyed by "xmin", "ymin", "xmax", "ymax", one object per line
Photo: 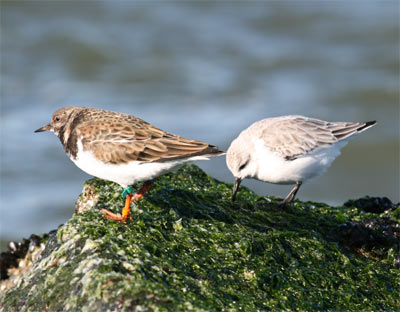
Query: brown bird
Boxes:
[{"xmin": 35, "ymin": 106, "xmax": 224, "ymax": 222}]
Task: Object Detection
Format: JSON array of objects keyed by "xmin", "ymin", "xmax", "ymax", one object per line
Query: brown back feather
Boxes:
[{"xmin": 73, "ymin": 108, "xmax": 222, "ymax": 164}]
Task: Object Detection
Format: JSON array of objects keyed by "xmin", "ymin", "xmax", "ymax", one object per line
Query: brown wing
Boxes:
[
  {"xmin": 260, "ymin": 116, "xmax": 367, "ymax": 160},
  {"xmin": 75, "ymin": 108, "xmax": 221, "ymax": 164}
]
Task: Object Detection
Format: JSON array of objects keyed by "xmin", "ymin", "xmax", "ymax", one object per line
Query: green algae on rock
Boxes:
[{"xmin": 1, "ymin": 165, "xmax": 399, "ymax": 311}]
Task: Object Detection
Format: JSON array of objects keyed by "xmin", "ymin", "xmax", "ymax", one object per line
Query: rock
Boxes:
[
  {"xmin": 1, "ymin": 165, "xmax": 399, "ymax": 311},
  {"xmin": 339, "ymin": 218, "xmax": 400, "ymax": 268},
  {"xmin": 344, "ymin": 196, "xmax": 396, "ymax": 214},
  {"xmin": 0, "ymin": 234, "xmax": 46, "ymax": 281}
]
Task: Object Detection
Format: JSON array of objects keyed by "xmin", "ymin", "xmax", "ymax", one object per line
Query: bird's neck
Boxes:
[{"xmin": 58, "ymin": 110, "xmax": 84, "ymax": 159}]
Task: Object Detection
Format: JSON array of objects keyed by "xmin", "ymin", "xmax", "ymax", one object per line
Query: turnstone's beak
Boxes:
[
  {"xmin": 34, "ymin": 123, "xmax": 52, "ymax": 133},
  {"xmin": 232, "ymin": 177, "xmax": 242, "ymax": 202}
]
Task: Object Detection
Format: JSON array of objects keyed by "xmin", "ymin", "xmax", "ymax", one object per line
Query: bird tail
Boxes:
[
  {"xmin": 331, "ymin": 120, "xmax": 376, "ymax": 141},
  {"xmin": 356, "ymin": 120, "xmax": 377, "ymax": 133}
]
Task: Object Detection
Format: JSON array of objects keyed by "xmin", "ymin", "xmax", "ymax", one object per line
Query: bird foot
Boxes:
[
  {"xmin": 100, "ymin": 181, "xmax": 153, "ymax": 222},
  {"xmin": 101, "ymin": 209, "xmax": 132, "ymax": 222}
]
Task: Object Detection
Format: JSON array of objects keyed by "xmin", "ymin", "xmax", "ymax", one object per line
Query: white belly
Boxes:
[
  {"xmin": 71, "ymin": 141, "xmax": 210, "ymax": 187},
  {"xmin": 251, "ymin": 138, "xmax": 347, "ymax": 184}
]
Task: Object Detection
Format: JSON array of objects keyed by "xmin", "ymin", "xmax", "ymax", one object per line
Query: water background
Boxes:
[{"xmin": 1, "ymin": 1, "xmax": 399, "ymax": 250}]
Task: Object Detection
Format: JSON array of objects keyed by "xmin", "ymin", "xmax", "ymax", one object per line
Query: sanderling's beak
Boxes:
[
  {"xmin": 232, "ymin": 177, "xmax": 242, "ymax": 202},
  {"xmin": 34, "ymin": 123, "xmax": 52, "ymax": 133}
]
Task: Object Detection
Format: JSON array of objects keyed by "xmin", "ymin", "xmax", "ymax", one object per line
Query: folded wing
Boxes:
[
  {"xmin": 75, "ymin": 110, "xmax": 222, "ymax": 164},
  {"xmin": 261, "ymin": 116, "xmax": 374, "ymax": 160}
]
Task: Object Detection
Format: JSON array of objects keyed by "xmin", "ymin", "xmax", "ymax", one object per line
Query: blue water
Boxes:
[{"xmin": 1, "ymin": 1, "xmax": 399, "ymax": 250}]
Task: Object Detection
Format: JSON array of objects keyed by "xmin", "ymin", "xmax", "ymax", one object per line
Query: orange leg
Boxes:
[{"xmin": 101, "ymin": 181, "xmax": 154, "ymax": 222}]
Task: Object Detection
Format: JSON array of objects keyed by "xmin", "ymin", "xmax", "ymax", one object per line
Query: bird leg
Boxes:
[
  {"xmin": 279, "ymin": 181, "xmax": 302, "ymax": 205},
  {"xmin": 102, "ymin": 180, "xmax": 154, "ymax": 222},
  {"xmin": 232, "ymin": 177, "xmax": 242, "ymax": 202},
  {"xmin": 132, "ymin": 180, "xmax": 153, "ymax": 202}
]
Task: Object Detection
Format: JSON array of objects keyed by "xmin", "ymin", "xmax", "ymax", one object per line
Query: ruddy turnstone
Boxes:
[
  {"xmin": 226, "ymin": 115, "xmax": 376, "ymax": 204},
  {"xmin": 35, "ymin": 106, "xmax": 224, "ymax": 222}
]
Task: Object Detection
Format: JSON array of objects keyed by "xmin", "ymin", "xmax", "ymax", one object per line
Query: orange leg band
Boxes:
[{"xmin": 121, "ymin": 193, "xmax": 132, "ymax": 218}]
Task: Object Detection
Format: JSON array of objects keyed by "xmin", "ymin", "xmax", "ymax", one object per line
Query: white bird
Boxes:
[{"xmin": 226, "ymin": 115, "xmax": 376, "ymax": 204}]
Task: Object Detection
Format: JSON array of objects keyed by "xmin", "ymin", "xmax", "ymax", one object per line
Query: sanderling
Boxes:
[{"xmin": 226, "ymin": 115, "xmax": 376, "ymax": 204}]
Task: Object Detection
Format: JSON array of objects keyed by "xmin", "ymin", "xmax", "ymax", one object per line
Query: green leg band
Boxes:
[{"xmin": 121, "ymin": 186, "xmax": 133, "ymax": 199}]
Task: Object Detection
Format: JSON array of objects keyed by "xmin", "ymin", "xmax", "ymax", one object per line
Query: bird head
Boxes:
[{"xmin": 34, "ymin": 106, "xmax": 83, "ymax": 135}]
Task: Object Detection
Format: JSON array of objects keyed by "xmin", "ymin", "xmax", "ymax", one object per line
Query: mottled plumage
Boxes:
[
  {"xmin": 35, "ymin": 106, "xmax": 224, "ymax": 221},
  {"xmin": 226, "ymin": 115, "xmax": 376, "ymax": 203},
  {"xmin": 39, "ymin": 106, "xmax": 222, "ymax": 165}
]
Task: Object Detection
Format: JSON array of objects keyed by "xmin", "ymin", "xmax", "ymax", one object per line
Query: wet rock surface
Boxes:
[
  {"xmin": 0, "ymin": 233, "xmax": 50, "ymax": 280},
  {"xmin": 339, "ymin": 218, "xmax": 400, "ymax": 268},
  {"xmin": 344, "ymin": 196, "xmax": 397, "ymax": 214},
  {"xmin": 1, "ymin": 165, "xmax": 399, "ymax": 311}
]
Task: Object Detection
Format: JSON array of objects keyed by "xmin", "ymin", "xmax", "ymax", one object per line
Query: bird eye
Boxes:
[
  {"xmin": 239, "ymin": 159, "xmax": 249, "ymax": 171},
  {"xmin": 55, "ymin": 117, "xmax": 60, "ymax": 122}
]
